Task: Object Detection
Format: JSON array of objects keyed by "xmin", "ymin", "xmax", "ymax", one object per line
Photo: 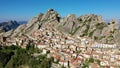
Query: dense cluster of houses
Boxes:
[{"xmin": 1, "ymin": 24, "xmax": 120, "ymax": 68}]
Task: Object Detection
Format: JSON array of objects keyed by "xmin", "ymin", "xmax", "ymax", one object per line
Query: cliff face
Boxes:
[{"xmin": 1, "ymin": 9, "xmax": 120, "ymax": 45}]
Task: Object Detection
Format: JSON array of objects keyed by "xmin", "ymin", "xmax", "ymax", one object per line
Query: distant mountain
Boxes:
[
  {"xmin": 18, "ymin": 21, "xmax": 27, "ymax": 25},
  {"xmin": 0, "ymin": 20, "xmax": 19, "ymax": 32}
]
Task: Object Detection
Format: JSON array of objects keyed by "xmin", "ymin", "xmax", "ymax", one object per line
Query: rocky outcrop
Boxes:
[
  {"xmin": 56, "ymin": 14, "xmax": 79, "ymax": 34},
  {"xmin": 23, "ymin": 13, "xmax": 43, "ymax": 35},
  {"xmin": 108, "ymin": 19, "xmax": 119, "ymax": 31},
  {"xmin": 6, "ymin": 9, "xmax": 60, "ymax": 37}
]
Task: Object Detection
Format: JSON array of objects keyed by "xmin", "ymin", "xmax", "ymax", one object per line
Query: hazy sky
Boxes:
[{"xmin": 0, "ymin": 0, "xmax": 120, "ymax": 21}]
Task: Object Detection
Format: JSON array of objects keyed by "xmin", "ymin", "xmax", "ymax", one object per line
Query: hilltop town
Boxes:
[{"xmin": 0, "ymin": 9, "xmax": 120, "ymax": 68}]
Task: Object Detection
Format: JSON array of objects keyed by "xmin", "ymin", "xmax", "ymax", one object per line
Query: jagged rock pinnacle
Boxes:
[{"xmin": 48, "ymin": 8, "xmax": 54, "ymax": 11}]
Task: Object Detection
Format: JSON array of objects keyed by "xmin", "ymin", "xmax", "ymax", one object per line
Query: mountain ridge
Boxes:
[{"xmin": 0, "ymin": 9, "xmax": 120, "ymax": 45}]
